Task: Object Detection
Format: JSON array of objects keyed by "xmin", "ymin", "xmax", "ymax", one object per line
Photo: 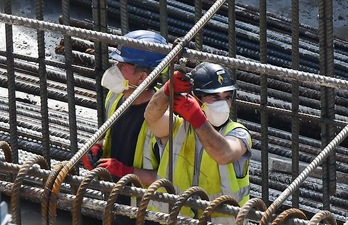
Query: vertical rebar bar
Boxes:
[
  {"xmin": 318, "ymin": 2, "xmax": 328, "ymax": 210},
  {"xmin": 35, "ymin": 0, "xmax": 51, "ymax": 169},
  {"xmin": 100, "ymin": 0, "xmax": 109, "ymax": 122},
  {"xmin": 318, "ymin": 0, "xmax": 336, "ymax": 210},
  {"xmin": 291, "ymin": 0, "xmax": 300, "ymax": 208},
  {"xmin": 93, "ymin": 0, "xmax": 106, "ymax": 127},
  {"xmin": 194, "ymin": 0, "xmax": 203, "ymax": 51},
  {"xmin": 61, "ymin": 0, "xmax": 79, "ymax": 174},
  {"xmin": 120, "ymin": 0, "xmax": 129, "ymax": 35},
  {"xmin": 323, "ymin": 0, "xmax": 336, "ymax": 198},
  {"xmin": 4, "ymin": 0, "xmax": 18, "ymax": 165},
  {"xmin": 159, "ymin": 0, "xmax": 169, "ymax": 83},
  {"xmin": 228, "ymin": 0, "xmax": 237, "ymax": 121},
  {"xmin": 259, "ymin": 0, "xmax": 269, "ymax": 206},
  {"xmin": 159, "ymin": 0, "xmax": 168, "ymax": 40}
]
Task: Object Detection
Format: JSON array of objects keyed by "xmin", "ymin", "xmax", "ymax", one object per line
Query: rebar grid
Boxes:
[
  {"xmin": 0, "ymin": 155, "xmax": 340, "ymax": 225},
  {"xmin": 0, "ymin": 0, "xmax": 347, "ymax": 224},
  {"xmin": 260, "ymin": 124, "xmax": 348, "ymax": 225},
  {"xmin": 0, "ymin": 14, "xmax": 348, "ymax": 90}
]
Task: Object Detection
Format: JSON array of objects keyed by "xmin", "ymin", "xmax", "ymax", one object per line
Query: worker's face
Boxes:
[
  {"xmin": 200, "ymin": 91, "xmax": 233, "ymax": 127},
  {"xmin": 201, "ymin": 91, "xmax": 233, "ymax": 107},
  {"xmin": 116, "ymin": 62, "xmax": 145, "ymax": 87}
]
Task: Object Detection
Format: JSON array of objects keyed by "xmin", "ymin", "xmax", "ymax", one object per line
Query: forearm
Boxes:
[
  {"xmin": 195, "ymin": 122, "xmax": 240, "ymax": 164},
  {"xmin": 144, "ymin": 88, "xmax": 170, "ymax": 141},
  {"xmin": 144, "ymin": 88, "xmax": 168, "ymax": 123},
  {"xmin": 133, "ymin": 168, "xmax": 157, "ymax": 186}
]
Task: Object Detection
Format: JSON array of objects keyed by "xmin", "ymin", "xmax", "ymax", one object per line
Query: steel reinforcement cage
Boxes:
[{"xmin": 0, "ymin": 0, "xmax": 348, "ymax": 224}]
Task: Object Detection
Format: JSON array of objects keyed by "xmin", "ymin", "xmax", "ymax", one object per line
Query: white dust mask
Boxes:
[
  {"xmin": 202, "ymin": 100, "xmax": 230, "ymax": 127},
  {"xmin": 101, "ymin": 65, "xmax": 137, "ymax": 94}
]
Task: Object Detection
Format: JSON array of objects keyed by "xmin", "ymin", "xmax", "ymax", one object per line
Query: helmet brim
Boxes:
[
  {"xmin": 109, "ymin": 51, "xmax": 126, "ymax": 62},
  {"xmin": 109, "ymin": 49, "xmax": 164, "ymax": 68},
  {"xmin": 194, "ymin": 85, "xmax": 237, "ymax": 94}
]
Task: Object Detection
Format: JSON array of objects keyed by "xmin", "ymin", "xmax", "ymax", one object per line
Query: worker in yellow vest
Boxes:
[
  {"xmin": 144, "ymin": 62, "xmax": 252, "ymax": 224},
  {"xmin": 82, "ymin": 30, "xmax": 167, "ymax": 225}
]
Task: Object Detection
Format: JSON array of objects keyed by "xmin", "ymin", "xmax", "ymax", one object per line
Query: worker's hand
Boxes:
[
  {"xmin": 173, "ymin": 94, "xmax": 207, "ymax": 129},
  {"xmin": 96, "ymin": 158, "xmax": 134, "ymax": 178},
  {"xmin": 163, "ymin": 71, "xmax": 193, "ymax": 96},
  {"xmin": 81, "ymin": 143, "xmax": 103, "ymax": 170}
]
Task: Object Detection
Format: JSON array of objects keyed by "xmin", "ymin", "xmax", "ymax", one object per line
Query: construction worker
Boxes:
[
  {"xmin": 144, "ymin": 62, "xmax": 252, "ymax": 224},
  {"xmin": 82, "ymin": 30, "xmax": 167, "ymax": 225}
]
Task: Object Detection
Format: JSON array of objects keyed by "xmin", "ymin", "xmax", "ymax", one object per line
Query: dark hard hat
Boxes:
[
  {"xmin": 191, "ymin": 62, "xmax": 237, "ymax": 95},
  {"xmin": 110, "ymin": 30, "xmax": 167, "ymax": 68}
]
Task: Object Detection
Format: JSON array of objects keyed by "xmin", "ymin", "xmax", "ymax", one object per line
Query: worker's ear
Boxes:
[{"xmin": 137, "ymin": 71, "xmax": 148, "ymax": 85}]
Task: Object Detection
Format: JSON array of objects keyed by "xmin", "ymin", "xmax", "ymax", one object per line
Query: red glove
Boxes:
[
  {"xmin": 96, "ymin": 158, "xmax": 134, "ymax": 178},
  {"xmin": 173, "ymin": 94, "xmax": 207, "ymax": 129},
  {"xmin": 164, "ymin": 71, "xmax": 193, "ymax": 96},
  {"xmin": 82, "ymin": 143, "xmax": 103, "ymax": 170}
]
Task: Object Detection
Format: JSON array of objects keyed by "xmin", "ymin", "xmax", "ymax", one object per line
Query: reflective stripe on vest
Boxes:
[
  {"xmin": 148, "ymin": 117, "xmax": 195, "ymax": 214},
  {"xmin": 142, "ymin": 127, "xmax": 153, "ymax": 169},
  {"xmin": 103, "ymin": 92, "xmax": 123, "ymax": 158}
]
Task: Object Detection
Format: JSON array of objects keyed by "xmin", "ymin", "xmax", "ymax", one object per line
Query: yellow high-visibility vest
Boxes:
[
  {"xmin": 103, "ymin": 91, "xmax": 158, "ymax": 170},
  {"xmin": 155, "ymin": 117, "xmax": 252, "ymax": 223}
]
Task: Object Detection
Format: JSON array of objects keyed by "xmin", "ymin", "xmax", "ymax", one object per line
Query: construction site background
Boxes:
[{"xmin": 0, "ymin": 0, "xmax": 348, "ymax": 224}]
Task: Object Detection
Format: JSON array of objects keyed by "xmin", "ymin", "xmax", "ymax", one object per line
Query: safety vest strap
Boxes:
[
  {"xmin": 103, "ymin": 92, "xmax": 124, "ymax": 157},
  {"xmin": 133, "ymin": 122, "xmax": 155, "ymax": 170},
  {"xmin": 105, "ymin": 91, "xmax": 122, "ymax": 116},
  {"xmin": 218, "ymin": 163, "xmax": 250, "ymax": 201},
  {"xmin": 150, "ymin": 118, "xmax": 194, "ymax": 217},
  {"xmin": 142, "ymin": 127, "xmax": 153, "ymax": 169},
  {"xmin": 167, "ymin": 119, "xmax": 189, "ymax": 174}
]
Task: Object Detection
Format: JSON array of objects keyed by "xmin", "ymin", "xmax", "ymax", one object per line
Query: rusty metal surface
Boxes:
[{"xmin": 0, "ymin": 154, "xmax": 341, "ymax": 225}]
